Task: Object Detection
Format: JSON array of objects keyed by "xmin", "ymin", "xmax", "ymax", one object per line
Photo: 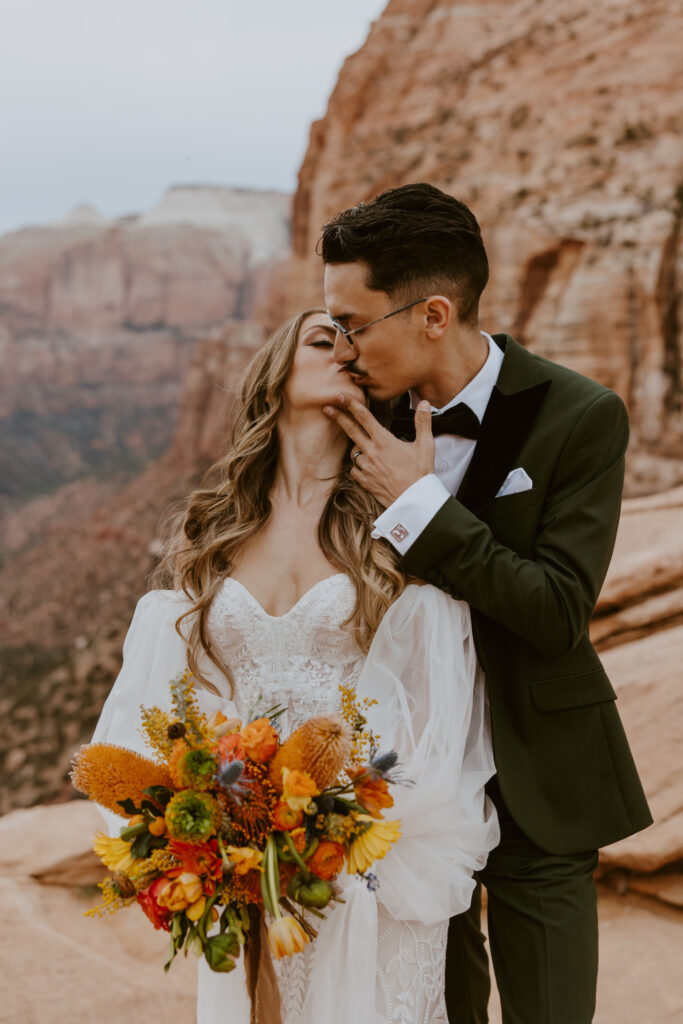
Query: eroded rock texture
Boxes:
[{"xmin": 285, "ymin": 0, "xmax": 682, "ymax": 487}]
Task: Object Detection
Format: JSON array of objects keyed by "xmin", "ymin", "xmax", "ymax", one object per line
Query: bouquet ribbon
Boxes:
[{"xmin": 245, "ymin": 906, "xmax": 282, "ymax": 1024}]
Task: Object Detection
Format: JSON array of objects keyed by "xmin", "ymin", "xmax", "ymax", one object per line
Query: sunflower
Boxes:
[
  {"xmin": 92, "ymin": 832, "xmax": 141, "ymax": 873},
  {"xmin": 346, "ymin": 815, "xmax": 401, "ymax": 875}
]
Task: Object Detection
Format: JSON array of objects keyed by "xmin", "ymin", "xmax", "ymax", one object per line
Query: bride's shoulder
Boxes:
[{"xmin": 130, "ymin": 588, "xmax": 195, "ymax": 627}]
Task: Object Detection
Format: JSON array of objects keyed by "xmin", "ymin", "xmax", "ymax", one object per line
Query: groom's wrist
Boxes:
[{"xmin": 371, "ymin": 474, "xmax": 451, "ymax": 555}]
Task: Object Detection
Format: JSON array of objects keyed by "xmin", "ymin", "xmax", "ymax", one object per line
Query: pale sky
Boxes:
[{"xmin": 0, "ymin": 0, "xmax": 387, "ymax": 235}]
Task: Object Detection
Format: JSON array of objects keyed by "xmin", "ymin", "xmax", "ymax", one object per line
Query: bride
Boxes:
[{"xmin": 91, "ymin": 309, "xmax": 499, "ymax": 1024}]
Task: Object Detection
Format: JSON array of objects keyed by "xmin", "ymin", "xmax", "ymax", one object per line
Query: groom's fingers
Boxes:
[
  {"xmin": 323, "ymin": 394, "xmax": 382, "ymax": 444},
  {"xmin": 414, "ymin": 400, "xmax": 435, "ymax": 451},
  {"xmin": 323, "ymin": 405, "xmax": 369, "ymax": 446}
]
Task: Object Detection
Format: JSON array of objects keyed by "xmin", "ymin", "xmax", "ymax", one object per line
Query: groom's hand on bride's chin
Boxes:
[{"xmin": 323, "ymin": 396, "xmax": 435, "ymax": 507}]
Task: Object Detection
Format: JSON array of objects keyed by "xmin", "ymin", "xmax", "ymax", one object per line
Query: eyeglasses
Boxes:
[{"xmin": 327, "ymin": 296, "xmax": 428, "ymax": 345}]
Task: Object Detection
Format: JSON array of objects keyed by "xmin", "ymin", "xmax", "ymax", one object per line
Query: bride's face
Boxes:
[{"xmin": 284, "ymin": 312, "xmax": 366, "ymax": 412}]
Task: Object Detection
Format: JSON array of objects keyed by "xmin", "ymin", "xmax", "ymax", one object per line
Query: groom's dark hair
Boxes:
[{"xmin": 319, "ymin": 183, "xmax": 488, "ymax": 325}]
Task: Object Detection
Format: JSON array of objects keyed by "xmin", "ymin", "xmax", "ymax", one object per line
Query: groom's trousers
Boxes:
[{"xmin": 445, "ymin": 779, "xmax": 599, "ymax": 1024}]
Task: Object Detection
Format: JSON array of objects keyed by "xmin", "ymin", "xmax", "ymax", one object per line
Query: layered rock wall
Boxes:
[
  {"xmin": 0, "ymin": 187, "xmax": 289, "ymax": 514},
  {"xmin": 286, "ymin": 0, "xmax": 683, "ymax": 482}
]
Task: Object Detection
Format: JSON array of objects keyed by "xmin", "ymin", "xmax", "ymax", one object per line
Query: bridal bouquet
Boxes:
[{"xmin": 71, "ymin": 672, "xmax": 402, "ymax": 976}]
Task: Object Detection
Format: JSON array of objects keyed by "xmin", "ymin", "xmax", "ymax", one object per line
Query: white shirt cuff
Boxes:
[{"xmin": 371, "ymin": 474, "xmax": 451, "ymax": 555}]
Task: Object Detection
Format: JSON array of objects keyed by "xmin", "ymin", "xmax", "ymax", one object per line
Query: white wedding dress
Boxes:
[{"xmin": 92, "ymin": 575, "xmax": 499, "ymax": 1024}]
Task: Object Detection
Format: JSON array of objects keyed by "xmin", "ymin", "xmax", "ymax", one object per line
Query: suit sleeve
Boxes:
[{"xmin": 401, "ymin": 390, "xmax": 628, "ymax": 657}]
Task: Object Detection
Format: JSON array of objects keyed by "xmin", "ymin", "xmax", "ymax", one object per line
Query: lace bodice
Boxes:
[
  {"xmin": 206, "ymin": 574, "xmax": 364, "ymax": 734},
  {"xmin": 202, "ymin": 574, "xmax": 449, "ymax": 1024}
]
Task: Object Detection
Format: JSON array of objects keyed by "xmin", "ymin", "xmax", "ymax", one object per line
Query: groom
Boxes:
[{"xmin": 320, "ymin": 183, "xmax": 652, "ymax": 1024}]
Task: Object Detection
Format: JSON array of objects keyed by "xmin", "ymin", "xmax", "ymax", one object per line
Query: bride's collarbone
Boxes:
[{"xmin": 229, "ymin": 552, "xmax": 344, "ymax": 619}]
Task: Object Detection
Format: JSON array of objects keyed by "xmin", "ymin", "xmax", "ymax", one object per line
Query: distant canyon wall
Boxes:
[{"xmin": 0, "ymin": 187, "xmax": 289, "ymax": 515}]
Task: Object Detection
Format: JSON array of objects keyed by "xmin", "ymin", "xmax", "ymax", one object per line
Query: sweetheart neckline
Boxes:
[{"xmin": 221, "ymin": 573, "xmax": 350, "ymax": 620}]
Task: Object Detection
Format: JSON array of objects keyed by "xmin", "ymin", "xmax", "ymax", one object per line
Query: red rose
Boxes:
[{"xmin": 137, "ymin": 875, "xmax": 173, "ymax": 931}]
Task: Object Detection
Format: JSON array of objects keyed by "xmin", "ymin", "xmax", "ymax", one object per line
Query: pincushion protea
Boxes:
[
  {"xmin": 71, "ymin": 744, "xmax": 173, "ymax": 817},
  {"xmin": 268, "ymin": 715, "xmax": 352, "ymax": 793}
]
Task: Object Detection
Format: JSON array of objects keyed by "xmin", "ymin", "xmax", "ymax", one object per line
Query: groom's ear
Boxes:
[{"xmin": 424, "ymin": 296, "xmax": 452, "ymax": 339}]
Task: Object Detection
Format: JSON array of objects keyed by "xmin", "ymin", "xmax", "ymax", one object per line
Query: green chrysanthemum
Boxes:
[
  {"xmin": 173, "ymin": 747, "xmax": 218, "ymax": 791},
  {"xmin": 164, "ymin": 790, "xmax": 219, "ymax": 843}
]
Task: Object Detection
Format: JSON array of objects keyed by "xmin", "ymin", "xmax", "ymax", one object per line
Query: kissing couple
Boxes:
[{"xmin": 93, "ymin": 182, "xmax": 651, "ymax": 1023}]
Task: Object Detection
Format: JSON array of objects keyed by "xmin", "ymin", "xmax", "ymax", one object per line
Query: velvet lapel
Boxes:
[{"xmin": 456, "ymin": 335, "xmax": 551, "ymax": 515}]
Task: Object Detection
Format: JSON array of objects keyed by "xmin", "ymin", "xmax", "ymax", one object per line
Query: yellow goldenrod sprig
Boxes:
[{"xmin": 338, "ymin": 683, "xmax": 379, "ymax": 761}]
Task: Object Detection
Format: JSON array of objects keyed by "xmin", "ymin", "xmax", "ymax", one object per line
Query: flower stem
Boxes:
[
  {"xmin": 279, "ymin": 897, "xmax": 319, "ymax": 940},
  {"xmin": 266, "ymin": 836, "xmax": 282, "ymax": 919},
  {"xmin": 283, "ymin": 832, "xmax": 312, "ymax": 878},
  {"xmin": 216, "ymin": 834, "xmax": 231, "ymax": 868},
  {"xmin": 260, "ymin": 841, "xmax": 275, "ymax": 916}
]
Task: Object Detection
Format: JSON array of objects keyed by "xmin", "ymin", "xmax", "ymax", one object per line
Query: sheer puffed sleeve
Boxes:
[
  {"xmin": 300, "ymin": 585, "xmax": 499, "ymax": 1024},
  {"xmin": 90, "ymin": 589, "xmax": 235, "ymax": 836},
  {"xmin": 357, "ymin": 583, "xmax": 499, "ymax": 923}
]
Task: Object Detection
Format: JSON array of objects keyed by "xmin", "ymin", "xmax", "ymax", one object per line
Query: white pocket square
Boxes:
[{"xmin": 496, "ymin": 467, "xmax": 533, "ymax": 498}]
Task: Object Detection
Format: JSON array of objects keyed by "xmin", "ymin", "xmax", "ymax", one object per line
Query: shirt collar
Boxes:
[{"xmin": 409, "ymin": 332, "xmax": 504, "ymax": 419}]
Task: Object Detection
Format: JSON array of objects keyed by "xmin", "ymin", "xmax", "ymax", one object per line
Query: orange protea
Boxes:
[
  {"xmin": 71, "ymin": 744, "xmax": 173, "ymax": 817},
  {"xmin": 347, "ymin": 765, "xmax": 394, "ymax": 819},
  {"xmin": 218, "ymin": 761, "xmax": 277, "ymax": 844},
  {"xmin": 307, "ymin": 840, "xmax": 345, "ymax": 881},
  {"xmin": 240, "ymin": 717, "xmax": 279, "ymax": 763},
  {"xmin": 268, "ymin": 715, "xmax": 352, "ymax": 793},
  {"xmin": 231, "ymin": 868, "xmax": 264, "ymax": 906}
]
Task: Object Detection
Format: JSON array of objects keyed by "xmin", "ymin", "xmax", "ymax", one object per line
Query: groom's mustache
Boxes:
[{"xmin": 344, "ymin": 362, "xmax": 367, "ymax": 380}]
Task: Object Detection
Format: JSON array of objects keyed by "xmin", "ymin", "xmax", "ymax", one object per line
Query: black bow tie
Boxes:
[{"xmin": 390, "ymin": 401, "xmax": 481, "ymax": 442}]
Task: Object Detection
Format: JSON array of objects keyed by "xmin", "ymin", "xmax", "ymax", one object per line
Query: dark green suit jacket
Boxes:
[{"xmin": 402, "ymin": 334, "xmax": 652, "ymax": 855}]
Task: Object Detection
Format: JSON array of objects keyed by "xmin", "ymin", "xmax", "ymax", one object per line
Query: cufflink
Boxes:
[{"xmin": 390, "ymin": 523, "xmax": 409, "ymax": 542}]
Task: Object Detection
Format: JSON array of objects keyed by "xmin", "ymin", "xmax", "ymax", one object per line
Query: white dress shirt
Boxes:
[{"xmin": 371, "ymin": 332, "xmax": 504, "ymax": 555}]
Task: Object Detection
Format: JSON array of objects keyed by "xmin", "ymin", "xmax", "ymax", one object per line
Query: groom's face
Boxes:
[{"xmin": 324, "ymin": 261, "xmax": 425, "ymax": 401}]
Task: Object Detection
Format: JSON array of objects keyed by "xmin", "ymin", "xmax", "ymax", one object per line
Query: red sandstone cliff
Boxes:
[{"xmin": 285, "ymin": 0, "xmax": 682, "ymax": 488}]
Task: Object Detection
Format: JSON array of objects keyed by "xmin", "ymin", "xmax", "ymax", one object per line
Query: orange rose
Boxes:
[
  {"xmin": 273, "ymin": 800, "xmax": 305, "ymax": 831},
  {"xmin": 282, "ymin": 767, "xmax": 318, "ymax": 812},
  {"xmin": 347, "ymin": 766, "xmax": 394, "ymax": 819},
  {"xmin": 307, "ymin": 840, "xmax": 345, "ymax": 881},
  {"xmin": 241, "ymin": 718, "xmax": 279, "ymax": 763}
]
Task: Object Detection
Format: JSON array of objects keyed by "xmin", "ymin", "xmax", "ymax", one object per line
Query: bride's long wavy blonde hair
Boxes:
[{"xmin": 154, "ymin": 309, "xmax": 405, "ymax": 696}]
